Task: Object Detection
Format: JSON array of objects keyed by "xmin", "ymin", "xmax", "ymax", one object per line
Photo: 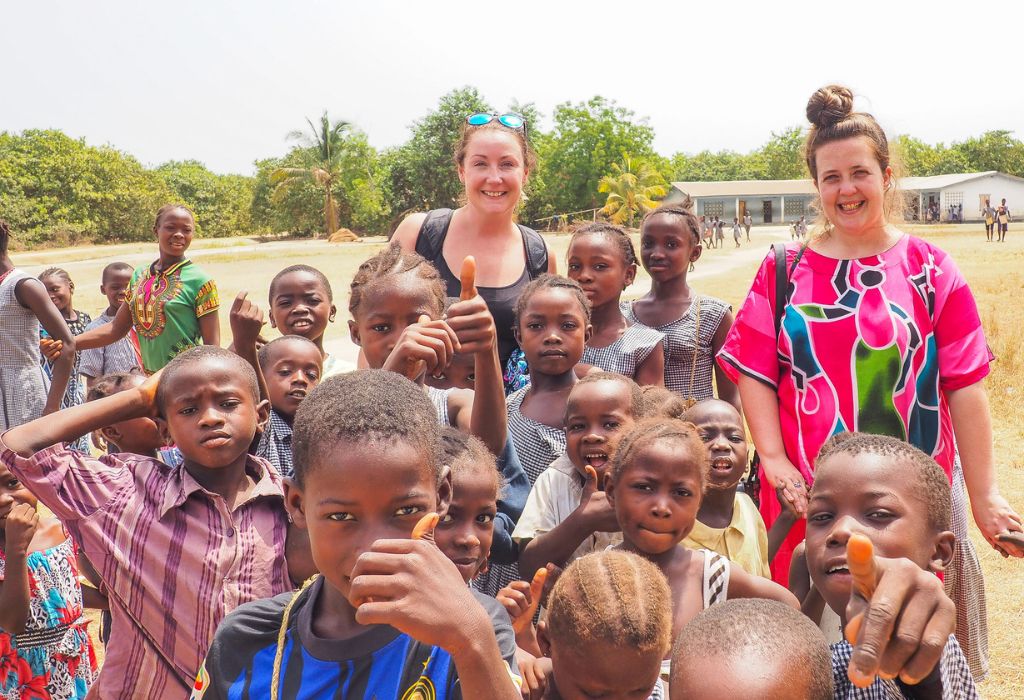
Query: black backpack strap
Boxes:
[
  {"xmin": 771, "ymin": 242, "xmax": 807, "ymax": 337},
  {"xmin": 519, "ymin": 224, "xmax": 549, "ymax": 278},
  {"xmin": 414, "ymin": 208, "xmax": 455, "ymax": 260}
]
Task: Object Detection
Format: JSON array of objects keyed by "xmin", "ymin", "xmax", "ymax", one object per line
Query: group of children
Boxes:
[{"xmin": 0, "ymin": 202, "xmax": 981, "ymax": 699}]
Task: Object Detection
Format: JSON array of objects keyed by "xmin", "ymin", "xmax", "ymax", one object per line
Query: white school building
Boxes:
[{"xmin": 664, "ymin": 171, "xmax": 1024, "ymax": 224}]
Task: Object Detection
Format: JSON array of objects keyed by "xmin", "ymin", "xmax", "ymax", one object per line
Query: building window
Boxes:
[
  {"xmin": 703, "ymin": 201, "xmax": 724, "ymax": 218},
  {"xmin": 944, "ymin": 191, "xmax": 963, "ymax": 207},
  {"xmin": 784, "ymin": 198, "xmax": 807, "ymax": 217}
]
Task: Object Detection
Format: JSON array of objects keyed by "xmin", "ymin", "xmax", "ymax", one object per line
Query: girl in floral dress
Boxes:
[{"xmin": 0, "ymin": 462, "xmax": 96, "ymax": 699}]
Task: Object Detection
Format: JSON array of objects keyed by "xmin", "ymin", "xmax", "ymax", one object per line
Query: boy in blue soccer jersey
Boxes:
[{"xmin": 191, "ymin": 370, "xmax": 521, "ymax": 699}]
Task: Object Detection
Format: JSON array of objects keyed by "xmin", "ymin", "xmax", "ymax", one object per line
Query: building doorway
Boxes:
[
  {"xmin": 762, "ymin": 200, "xmax": 773, "ymax": 224},
  {"xmin": 739, "ymin": 200, "xmax": 747, "ymax": 221}
]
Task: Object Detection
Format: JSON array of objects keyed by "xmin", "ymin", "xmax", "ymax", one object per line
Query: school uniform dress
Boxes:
[
  {"xmin": 581, "ymin": 324, "xmax": 664, "ymax": 380},
  {"xmin": 682, "ymin": 492, "xmax": 770, "ymax": 578},
  {"xmin": 40, "ymin": 310, "xmax": 91, "ymax": 453},
  {"xmin": 191, "ymin": 576, "xmax": 521, "ymax": 699},
  {"xmin": 623, "ymin": 296, "xmax": 730, "ymax": 400},
  {"xmin": 0, "ymin": 534, "xmax": 97, "ymax": 699},
  {"xmin": 0, "ymin": 441, "xmax": 292, "ymax": 699},
  {"xmin": 256, "ymin": 408, "xmax": 294, "ymax": 478},
  {"xmin": 830, "ymin": 636, "xmax": 977, "ymax": 699},
  {"xmin": 129, "ymin": 259, "xmax": 219, "ymax": 373},
  {"xmin": 0, "ymin": 270, "xmax": 49, "ymax": 431}
]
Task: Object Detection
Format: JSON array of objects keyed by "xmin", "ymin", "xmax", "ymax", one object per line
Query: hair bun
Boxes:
[{"xmin": 806, "ymin": 85, "xmax": 854, "ymax": 128}]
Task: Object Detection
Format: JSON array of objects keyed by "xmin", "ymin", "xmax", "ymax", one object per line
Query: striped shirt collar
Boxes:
[{"xmin": 158, "ymin": 454, "xmax": 284, "ymax": 518}]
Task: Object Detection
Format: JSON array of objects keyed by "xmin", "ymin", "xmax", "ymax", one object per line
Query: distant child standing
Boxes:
[
  {"xmin": 38, "ymin": 268, "xmax": 91, "ymax": 453},
  {"xmin": 743, "ymin": 212, "xmax": 752, "ymax": 241},
  {"xmin": 731, "ymin": 217, "xmax": 742, "ymax": 247},
  {"xmin": 565, "ymin": 222, "xmax": 664, "ymax": 385},
  {"xmin": 715, "ymin": 217, "xmax": 725, "ymax": 248},
  {"xmin": 79, "ymin": 262, "xmax": 142, "ymax": 391},
  {"xmin": 623, "ymin": 205, "xmax": 739, "ymax": 409},
  {"xmin": 0, "ymin": 219, "xmax": 78, "ymax": 431},
  {"xmin": 0, "ymin": 462, "xmax": 97, "ymax": 699},
  {"xmin": 982, "ymin": 199, "xmax": 996, "ymax": 241},
  {"xmin": 997, "ymin": 198, "xmax": 1010, "ymax": 242}
]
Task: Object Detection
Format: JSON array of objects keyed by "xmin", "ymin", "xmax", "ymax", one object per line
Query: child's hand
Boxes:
[
  {"xmin": 763, "ymin": 456, "xmax": 808, "ymax": 518},
  {"xmin": 843, "ymin": 534, "xmax": 956, "ymax": 688},
  {"xmin": 39, "ymin": 338, "xmax": 63, "ymax": 361},
  {"xmin": 578, "ymin": 465, "xmax": 620, "ymax": 533},
  {"xmin": 136, "ymin": 369, "xmax": 162, "ymax": 417},
  {"xmin": 516, "ymin": 652, "xmax": 552, "ymax": 700},
  {"xmin": 446, "ymin": 257, "xmax": 496, "ymax": 356},
  {"xmin": 349, "ymin": 516, "xmax": 495, "ymax": 657},
  {"xmin": 229, "ymin": 291, "xmax": 265, "ymax": 351},
  {"xmin": 4, "ymin": 503, "xmax": 39, "ymax": 556},
  {"xmin": 498, "ymin": 566, "xmax": 550, "ymax": 635},
  {"xmin": 382, "ymin": 316, "xmax": 460, "ymax": 381}
]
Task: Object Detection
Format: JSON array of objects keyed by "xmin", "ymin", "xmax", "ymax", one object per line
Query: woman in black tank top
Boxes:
[{"xmin": 392, "ymin": 115, "xmax": 555, "ymax": 382}]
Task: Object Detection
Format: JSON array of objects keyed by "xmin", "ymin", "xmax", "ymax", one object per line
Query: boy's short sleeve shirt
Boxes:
[
  {"xmin": 0, "ymin": 438, "xmax": 291, "ymax": 699},
  {"xmin": 78, "ymin": 310, "xmax": 142, "ymax": 378},
  {"xmin": 830, "ymin": 636, "xmax": 977, "ymax": 699},
  {"xmin": 682, "ymin": 492, "xmax": 770, "ymax": 578},
  {"xmin": 191, "ymin": 576, "xmax": 521, "ymax": 699}
]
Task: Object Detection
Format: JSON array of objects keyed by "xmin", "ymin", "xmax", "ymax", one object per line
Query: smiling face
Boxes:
[
  {"xmin": 349, "ymin": 272, "xmax": 444, "ymax": 369},
  {"xmin": 158, "ymin": 357, "xmax": 265, "ymax": 469},
  {"xmin": 101, "ymin": 268, "xmax": 133, "ymax": 310},
  {"xmin": 40, "ymin": 274, "xmax": 73, "ymax": 315},
  {"xmin": 434, "ymin": 461, "xmax": 497, "ymax": 583},
  {"xmin": 515, "ymin": 287, "xmax": 590, "ymax": 376},
  {"xmin": 269, "ymin": 270, "xmax": 335, "ymax": 342},
  {"xmin": 0, "ymin": 463, "xmax": 37, "ymax": 528},
  {"xmin": 566, "ymin": 233, "xmax": 636, "ymax": 308},
  {"xmin": 565, "ymin": 381, "xmax": 637, "ymax": 484},
  {"xmin": 640, "ymin": 214, "xmax": 700, "ymax": 282},
  {"xmin": 813, "ymin": 136, "xmax": 892, "ymax": 238},
  {"xmin": 457, "ymin": 129, "xmax": 528, "ymax": 215},
  {"xmin": 688, "ymin": 400, "xmax": 748, "ymax": 490},
  {"xmin": 545, "ymin": 638, "xmax": 662, "ymax": 700},
  {"xmin": 804, "ymin": 452, "xmax": 951, "ymax": 622},
  {"xmin": 262, "ymin": 338, "xmax": 323, "ymax": 420},
  {"xmin": 154, "ymin": 208, "xmax": 195, "ymax": 261},
  {"xmin": 607, "ymin": 438, "xmax": 703, "ymax": 555},
  {"xmin": 287, "ymin": 438, "xmax": 448, "ymax": 604}
]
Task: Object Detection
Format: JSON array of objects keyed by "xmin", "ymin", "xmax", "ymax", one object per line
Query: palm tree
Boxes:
[
  {"xmin": 272, "ymin": 112, "xmax": 351, "ymax": 237},
  {"xmin": 598, "ymin": 155, "xmax": 668, "ymax": 228}
]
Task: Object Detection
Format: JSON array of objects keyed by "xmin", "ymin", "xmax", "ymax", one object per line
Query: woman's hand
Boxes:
[
  {"xmin": 446, "ymin": 257, "xmax": 497, "ymax": 356},
  {"xmin": 762, "ymin": 455, "xmax": 808, "ymax": 518},
  {"xmin": 972, "ymin": 492, "xmax": 1024, "ymax": 558}
]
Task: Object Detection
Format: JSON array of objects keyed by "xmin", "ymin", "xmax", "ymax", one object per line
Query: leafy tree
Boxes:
[
  {"xmin": 598, "ymin": 155, "xmax": 667, "ymax": 227},
  {"xmin": 154, "ymin": 160, "xmax": 254, "ymax": 237},
  {"xmin": 754, "ymin": 127, "xmax": 806, "ymax": 180},
  {"xmin": 271, "ymin": 112, "xmax": 352, "ymax": 237}
]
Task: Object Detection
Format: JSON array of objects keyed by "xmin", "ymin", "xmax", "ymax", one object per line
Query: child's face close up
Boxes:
[
  {"xmin": 434, "ymin": 463, "xmax": 497, "ymax": 583},
  {"xmin": 424, "ymin": 351, "xmax": 475, "ymax": 391},
  {"xmin": 263, "ymin": 340, "xmax": 322, "ymax": 420},
  {"xmin": 0, "ymin": 463, "xmax": 38, "ymax": 526},
  {"xmin": 565, "ymin": 381, "xmax": 636, "ymax": 485},
  {"xmin": 546, "ymin": 637, "xmax": 662, "ymax": 700},
  {"xmin": 350, "ymin": 274, "xmax": 443, "ymax": 369},
  {"xmin": 101, "ymin": 270, "xmax": 133, "ymax": 310},
  {"xmin": 515, "ymin": 287, "xmax": 590, "ymax": 376},
  {"xmin": 287, "ymin": 438, "xmax": 448, "ymax": 604},
  {"xmin": 607, "ymin": 439, "xmax": 703, "ymax": 555},
  {"xmin": 155, "ymin": 209, "xmax": 194, "ymax": 260},
  {"xmin": 690, "ymin": 402, "xmax": 748, "ymax": 490},
  {"xmin": 41, "ymin": 276, "xmax": 72, "ymax": 314},
  {"xmin": 640, "ymin": 214, "xmax": 700, "ymax": 282},
  {"xmin": 566, "ymin": 234, "xmax": 635, "ymax": 309},
  {"xmin": 804, "ymin": 452, "xmax": 951, "ymax": 621},
  {"xmin": 269, "ymin": 271, "xmax": 335, "ymax": 342},
  {"xmin": 158, "ymin": 358, "xmax": 266, "ymax": 469}
]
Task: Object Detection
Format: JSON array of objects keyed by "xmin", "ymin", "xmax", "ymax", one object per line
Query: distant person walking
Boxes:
[
  {"xmin": 743, "ymin": 212, "xmax": 752, "ymax": 240},
  {"xmin": 983, "ymin": 199, "xmax": 997, "ymax": 241},
  {"xmin": 715, "ymin": 216, "xmax": 725, "ymax": 248},
  {"xmin": 732, "ymin": 217, "xmax": 742, "ymax": 247},
  {"xmin": 997, "ymin": 198, "xmax": 1011, "ymax": 242}
]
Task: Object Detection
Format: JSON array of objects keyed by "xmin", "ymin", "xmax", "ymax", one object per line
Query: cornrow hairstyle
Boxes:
[
  {"xmin": 670, "ymin": 598, "xmax": 834, "ymax": 700},
  {"xmin": 268, "ymin": 264, "xmax": 333, "ymax": 303},
  {"xmin": 86, "ymin": 370, "xmax": 146, "ymax": 402},
  {"xmin": 567, "ymin": 371, "xmax": 644, "ymax": 421},
  {"xmin": 291, "ymin": 369, "xmax": 441, "ymax": 487},
  {"xmin": 0, "ymin": 219, "xmax": 10, "ymax": 256},
  {"xmin": 153, "ymin": 203, "xmax": 196, "ymax": 230},
  {"xmin": 546, "ymin": 550, "xmax": 672, "ymax": 656},
  {"xmin": 257, "ymin": 334, "xmax": 323, "ymax": 370},
  {"xmin": 639, "ymin": 385, "xmax": 689, "ymax": 420},
  {"xmin": 39, "ymin": 266, "xmax": 74, "ymax": 290},
  {"xmin": 641, "ymin": 203, "xmax": 701, "ymax": 245},
  {"xmin": 814, "ymin": 432, "xmax": 951, "ymax": 532},
  {"xmin": 569, "ymin": 221, "xmax": 637, "ymax": 267},
  {"xmin": 609, "ymin": 417, "xmax": 706, "ymax": 489},
  {"xmin": 348, "ymin": 243, "xmax": 446, "ymax": 320},
  {"xmin": 155, "ymin": 346, "xmax": 259, "ymax": 416},
  {"xmin": 101, "ymin": 261, "xmax": 134, "ymax": 284},
  {"xmin": 438, "ymin": 425, "xmax": 501, "ymax": 502},
  {"xmin": 512, "ymin": 273, "xmax": 591, "ymax": 330}
]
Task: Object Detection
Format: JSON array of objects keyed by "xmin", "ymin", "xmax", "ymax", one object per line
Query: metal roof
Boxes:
[{"xmin": 670, "ymin": 172, "xmax": 1024, "ymax": 198}]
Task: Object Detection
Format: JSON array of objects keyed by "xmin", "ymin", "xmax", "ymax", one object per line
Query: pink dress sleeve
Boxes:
[
  {"xmin": 717, "ymin": 250, "xmax": 781, "ymax": 388},
  {"xmin": 929, "ymin": 248, "xmax": 992, "ymax": 391}
]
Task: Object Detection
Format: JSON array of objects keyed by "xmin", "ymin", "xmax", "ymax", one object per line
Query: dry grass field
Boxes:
[{"xmin": 15, "ymin": 223, "xmax": 1022, "ymax": 695}]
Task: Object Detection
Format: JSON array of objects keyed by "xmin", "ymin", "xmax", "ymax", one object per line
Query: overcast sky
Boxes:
[{"xmin": 4, "ymin": 0, "xmax": 1021, "ymax": 175}]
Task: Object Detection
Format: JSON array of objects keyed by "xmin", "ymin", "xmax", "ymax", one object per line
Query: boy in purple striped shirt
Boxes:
[{"xmin": 0, "ymin": 346, "xmax": 296, "ymax": 699}]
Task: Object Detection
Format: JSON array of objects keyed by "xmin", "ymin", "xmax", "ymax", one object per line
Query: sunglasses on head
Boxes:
[{"xmin": 466, "ymin": 112, "xmax": 528, "ymax": 137}]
